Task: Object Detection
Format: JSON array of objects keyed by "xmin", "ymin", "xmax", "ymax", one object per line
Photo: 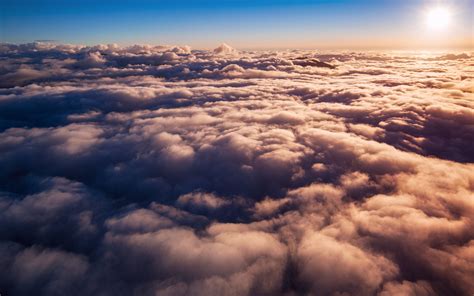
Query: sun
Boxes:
[{"xmin": 425, "ymin": 7, "xmax": 452, "ymax": 29}]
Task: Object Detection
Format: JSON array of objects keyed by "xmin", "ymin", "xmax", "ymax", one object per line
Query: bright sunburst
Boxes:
[{"xmin": 425, "ymin": 6, "xmax": 452, "ymax": 29}]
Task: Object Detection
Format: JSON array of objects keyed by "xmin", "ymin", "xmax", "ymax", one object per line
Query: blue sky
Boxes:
[{"xmin": 0, "ymin": 0, "xmax": 472, "ymax": 49}]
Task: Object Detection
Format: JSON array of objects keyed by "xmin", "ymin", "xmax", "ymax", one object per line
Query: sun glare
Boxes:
[{"xmin": 425, "ymin": 7, "xmax": 452, "ymax": 30}]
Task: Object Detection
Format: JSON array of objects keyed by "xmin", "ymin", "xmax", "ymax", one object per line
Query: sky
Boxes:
[{"xmin": 0, "ymin": 0, "xmax": 473, "ymax": 49}]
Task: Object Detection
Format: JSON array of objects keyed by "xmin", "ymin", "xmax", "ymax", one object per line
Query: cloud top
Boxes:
[{"xmin": 213, "ymin": 43, "xmax": 237, "ymax": 55}]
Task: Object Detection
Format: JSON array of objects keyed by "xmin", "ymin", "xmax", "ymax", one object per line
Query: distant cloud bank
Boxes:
[{"xmin": 0, "ymin": 42, "xmax": 473, "ymax": 296}]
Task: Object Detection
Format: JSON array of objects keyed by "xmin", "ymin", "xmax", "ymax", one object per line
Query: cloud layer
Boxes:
[{"xmin": 0, "ymin": 42, "xmax": 473, "ymax": 296}]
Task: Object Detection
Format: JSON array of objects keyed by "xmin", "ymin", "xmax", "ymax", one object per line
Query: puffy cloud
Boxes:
[
  {"xmin": 296, "ymin": 232, "xmax": 398, "ymax": 295},
  {"xmin": 0, "ymin": 66, "xmax": 50, "ymax": 88},
  {"xmin": 379, "ymin": 281, "xmax": 436, "ymax": 296},
  {"xmin": 0, "ymin": 43, "xmax": 473, "ymax": 295},
  {"xmin": 213, "ymin": 43, "xmax": 236, "ymax": 55},
  {"xmin": 101, "ymin": 222, "xmax": 287, "ymax": 295},
  {"xmin": 177, "ymin": 192, "xmax": 230, "ymax": 210},
  {"xmin": 73, "ymin": 51, "xmax": 107, "ymax": 69},
  {"xmin": 6, "ymin": 246, "xmax": 90, "ymax": 296}
]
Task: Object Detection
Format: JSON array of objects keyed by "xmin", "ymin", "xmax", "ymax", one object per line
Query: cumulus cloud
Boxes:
[
  {"xmin": 0, "ymin": 42, "xmax": 473, "ymax": 295},
  {"xmin": 213, "ymin": 43, "xmax": 237, "ymax": 55}
]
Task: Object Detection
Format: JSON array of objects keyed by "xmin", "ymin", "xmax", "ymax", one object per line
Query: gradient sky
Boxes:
[{"xmin": 0, "ymin": 0, "xmax": 472, "ymax": 49}]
